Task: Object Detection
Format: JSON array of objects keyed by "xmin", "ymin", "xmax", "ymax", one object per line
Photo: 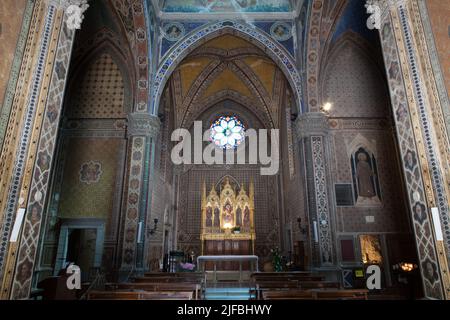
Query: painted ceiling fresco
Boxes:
[{"xmin": 162, "ymin": 0, "xmax": 292, "ymax": 13}]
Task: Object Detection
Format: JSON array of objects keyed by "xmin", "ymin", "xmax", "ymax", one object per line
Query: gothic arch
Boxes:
[
  {"xmin": 184, "ymin": 90, "xmax": 273, "ymax": 130},
  {"xmin": 150, "ymin": 21, "xmax": 303, "ymax": 115},
  {"xmin": 65, "ymin": 41, "xmax": 135, "ymax": 116}
]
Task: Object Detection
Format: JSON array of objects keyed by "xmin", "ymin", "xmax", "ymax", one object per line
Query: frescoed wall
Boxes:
[
  {"xmin": 0, "ymin": 0, "xmax": 27, "ymax": 107},
  {"xmin": 162, "ymin": 0, "xmax": 291, "ymax": 13}
]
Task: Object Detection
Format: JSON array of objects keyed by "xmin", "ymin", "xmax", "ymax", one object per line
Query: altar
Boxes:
[{"xmin": 200, "ymin": 178, "xmax": 256, "ymax": 270}]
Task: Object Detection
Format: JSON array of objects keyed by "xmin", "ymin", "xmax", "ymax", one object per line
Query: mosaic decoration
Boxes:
[
  {"xmin": 270, "ymin": 22, "xmax": 292, "ymax": 42},
  {"xmin": 79, "ymin": 161, "xmax": 102, "ymax": 184},
  {"xmin": 210, "ymin": 116, "xmax": 245, "ymax": 149},
  {"xmin": 163, "ymin": 22, "xmax": 185, "ymax": 42},
  {"xmin": 151, "ymin": 20, "xmax": 303, "ymax": 115},
  {"xmin": 285, "ymin": 108, "xmax": 294, "ymax": 179},
  {"xmin": 306, "ymin": 0, "xmax": 324, "ymax": 112},
  {"xmin": 378, "ymin": 3, "xmax": 443, "ymax": 299},
  {"xmin": 0, "ymin": 4, "xmax": 57, "ymax": 284},
  {"xmin": 162, "ymin": 0, "xmax": 291, "ymax": 13},
  {"xmin": 10, "ymin": 7, "xmax": 76, "ymax": 299},
  {"xmin": 311, "ymin": 136, "xmax": 333, "ymax": 265},
  {"xmin": 398, "ymin": 5, "xmax": 450, "ymax": 255}
]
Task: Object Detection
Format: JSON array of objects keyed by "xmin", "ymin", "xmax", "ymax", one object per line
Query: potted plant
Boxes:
[{"xmin": 232, "ymin": 226, "xmax": 241, "ymax": 234}]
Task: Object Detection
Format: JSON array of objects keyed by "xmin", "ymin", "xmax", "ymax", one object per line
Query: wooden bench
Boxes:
[
  {"xmin": 133, "ymin": 276, "xmax": 201, "ymax": 283},
  {"xmin": 251, "ymin": 273, "xmax": 325, "ymax": 282},
  {"xmin": 115, "ymin": 282, "xmax": 201, "ymax": 300},
  {"xmin": 313, "ymin": 289, "xmax": 368, "ymax": 300},
  {"xmin": 298, "ymin": 281, "xmax": 341, "ymax": 289},
  {"xmin": 88, "ymin": 290, "xmax": 194, "ymax": 300},
  {"xmin": 144, "ymin": 272, "xmax": 204, "ymax": 279},
  {"xmin": 262, "ymin": 290, "xmax": 315, "ymax": 300},
  {"xmin": 261, "ymin": 289, "xmax": 368, "ymax": 300},
  {"xmin": 254, "ymin": 280, "xmax": 341, "ymax": 299},
  {"xmin": 252, "ymin": 272, "xmax": 312, "ymax": 277}
]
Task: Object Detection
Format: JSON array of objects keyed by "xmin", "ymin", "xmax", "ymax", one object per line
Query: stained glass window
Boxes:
[{"xmin": 210, "ymin": 116, "xmax": 245, "ymax": 149}]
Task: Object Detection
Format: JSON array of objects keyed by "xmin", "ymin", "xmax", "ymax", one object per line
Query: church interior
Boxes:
[{"xmin": 0, "ymin": 0, "xmax": 449, "ymax": 301}]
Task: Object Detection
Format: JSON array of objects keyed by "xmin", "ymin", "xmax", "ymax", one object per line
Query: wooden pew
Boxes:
[
  {"xmin": 144, "ymin": 272, "xmax": 203, "ymax": 279},
  {"xmin": 254, "ymin": 280, "xmax": 341, "ymax": 299},
  {"xmin": 313, "ymin": 289, "xmax": 368, "ymax": 300},
  {"xmin": 115, "ymin": 282, "xmax": 201, "ymax": 300},
  {"xmin": 252, "ymin": 272, "xmax": 312, "ymax": 277},
  {"xmin": 88, "ymin": 290, "xmax": 194, "ymax": 300},
  {"xmin": 298, "ymin": 281, "xmax": 341, "ymax": 289},
  {"xmin": 133, "ymin": 276, "xmax": 201, "ymax": 283},
  {"xmin": 251, "ymin": 273, "xmax": 325, "ymax": 282},
  {"xmin": 254, "ymin": 281, "xmax": 299, "ymax": 300},
  {"xmin": 261, "ymin": 289, "xmax": 368, "ymax": 300},
  {"xmin": 262, "ymin": 290, "xmax": 315, "ymax": 300}
]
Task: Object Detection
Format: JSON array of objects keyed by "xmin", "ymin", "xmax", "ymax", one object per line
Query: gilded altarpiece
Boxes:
[{"xmin": 200, "ymin": 179, "xmax": 255, "ymax": 269}]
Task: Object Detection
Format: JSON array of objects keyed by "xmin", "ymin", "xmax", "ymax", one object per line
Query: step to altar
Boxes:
[
  {"xmin": 204, "ymin": 270, "xmax": 252, "ymax": 282},
  {"xmin": 204, "ymin": 287, "xmax": 254, "ymax": 300}
]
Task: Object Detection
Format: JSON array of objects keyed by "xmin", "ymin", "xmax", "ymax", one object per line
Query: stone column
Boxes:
[
  {"xmin": 375, "ymin": 0, "xmax": 450, "ymax": 299},
  {"xmin": 119, "ymin": 113, "xmax": 160, "ymax": 276},
  {"xmin": 0, "ymin": 0, "xmax": 87, "ymax": 299},
  {"xmin": 295, "ymin": 112, "xmax": 336, "ymax": 269}
]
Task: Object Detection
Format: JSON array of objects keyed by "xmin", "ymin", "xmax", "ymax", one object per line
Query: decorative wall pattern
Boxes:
[
  {"xmin": 0, "ymin": 4, "xmax": 58, "ymax": 285},
  {"xmin": 306, "ymin": 0, "xmax": 324, "ymax": 112},
  {"xmin": 311, "ymin": 136, "xmax": 333, "ymax": 265},
  {"xmin": 398, "ymin": 6, "xmax": 450, "ymax": 254},
  {"xmin": 68, "ymin": 53, "xmax": 125, "ymax": 119},
  {"xmin": 322, "ymin": 36, "xmax": 389, "ymax": 118},
  {"xmin": 58, "ymin": 138, "xmax": 124, "ymax": 232},
  {"xmin": 0, "ymin": 0, "xmax": 32, "ymax": 149},
  {"xmin": 120, "ymin": 136, "xmax": 145, "ymax": 268},
  {"xmin": 0, "ymin": 0, "xmax": 27, "ymax": 106},
  {"xmin": 378, "ymin": 6, "xmax": 443, "ymax": 299},
  {"xmin": 162, "ymin": 0, "xmax": 291, "ymax": 13},
  {"xmin": 10, "ymin": 7, "xmax": 75, "ymax": 299}
]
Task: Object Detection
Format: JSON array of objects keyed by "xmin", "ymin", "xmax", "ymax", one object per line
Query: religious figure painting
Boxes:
[
  {"xmin": 243, "ymin": 206, "xmax": 250, "ymax": 229},
  {"xmin": 163, "ymin": 22, "xmax": 185, "ymax": 41},
  {"xmin": 206, "ymin": 206, "xmax": 213, "ymax": 227},
  {"xmin": 351, "ymin": 147, "xmax": 381, "ymax": 206},
  {"xmin": 270, "ymin": 22, "xmax": 292, "ymax": 41},
  {"xmin": 222, "ymin": 202, "xmax": 234, "ymax": 228},
  {"xmin": 235, "ymin": 207, "xmax": 242, "ymax": 226},
  {"xmin": 213, "ymin": 206, "xmax": 220, "ymax": 227}
]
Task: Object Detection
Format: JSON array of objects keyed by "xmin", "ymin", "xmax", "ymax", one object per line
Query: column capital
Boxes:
[
  {"xmin": 294, "ymin": 112, "xmax": 329, "ymax": 140},
  {"xmin": 127, "ymin": 113, "xmax": 161, "ymax": 138}
]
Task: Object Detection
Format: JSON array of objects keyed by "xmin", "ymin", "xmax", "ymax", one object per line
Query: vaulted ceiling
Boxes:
[{"xmin": 168, "ymin": 34, "xmax": 289, "ymax": 129}]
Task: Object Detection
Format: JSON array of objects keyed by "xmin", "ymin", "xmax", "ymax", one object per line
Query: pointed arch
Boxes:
[{"xmin": 150, "ymin": 21, "xmax": 303, "ymax": 115}]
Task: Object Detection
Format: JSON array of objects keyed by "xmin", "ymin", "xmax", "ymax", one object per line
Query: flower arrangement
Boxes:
[
  {"xmin": 179, "ymin": 262, "xmax": 196, "ymax": 272},
  {"xmin": 270, "ymin": 247, "xmax": 283, "ymax": 272}
]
